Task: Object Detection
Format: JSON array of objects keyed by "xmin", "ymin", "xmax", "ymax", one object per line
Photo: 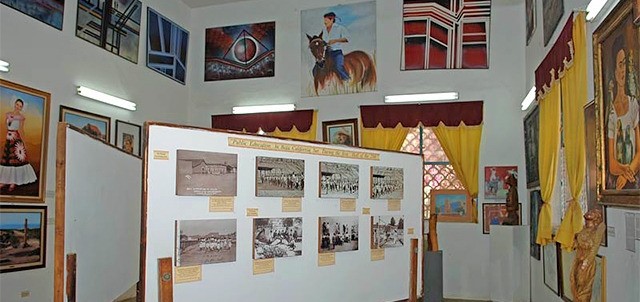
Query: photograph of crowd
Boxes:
[
  {"xmin": 318, "ymin": 216, "xmax": 359, "ymax": 253},
  {"xmin": 256, "ymin": 156, "xmax": 305, "ymax": 197},
  {"xmin": 371, "ymin": 215, "xmax": 404, "ymax": 249},
  {"xmin": 175, "ymin": 219, "xmax": 236, "ymax": 267},
  {"xmin": 319, "ymin": 161, "xmax": 359, "ymax": 198},
  {"xmin": 370, "ymin": 166, "xmax": 404, "ymax": 199},
  {"xmin": 253, "ymin": 217, "xmax": 303, "ymax": 259},
  {"xmin": 176, "ymin": 150, "xmax": 237, "ymax": 196}
]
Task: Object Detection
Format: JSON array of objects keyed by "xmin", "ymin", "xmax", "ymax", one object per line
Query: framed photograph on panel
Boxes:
[
  {"xmin": 176, "ymin": 150, "xmax": 237, "ymax": 196},
  {"xmin": 593, "ymin": 0, "xmax": 640, "ymax": 208},
  {"xmin": 115, "ymin": 120, "xmax": 141, "ymax": 156},
  {"xmin": 530, "ymin": 190, "xmax": 542, "ymax": 260},
  {"xmin": 322, "ymin": 119, "xmax": 359, "ymax": 147},
  {"xmin": 524, "ymin": 105, "xmax": 540, "ymax": 188},
  {"xmin": 371, "ymin": 215, "xmax": 404, "ymax": 249},
  {"xmin": 1, "ymin": 80, "xmax": 50, "ymax": 202},
  {"xmin": 370, "ymin": 166, "xmax": 403, "ymax": 199},
  {"xmin": 0, "ymin": 205, "xmax": 47, "ymax": 273},
  {"xmin": 147, "ymin": 8, "xmax": 189, "ymax": 84},
  {"xmin": 59, "ymin": 105, "xmax": 110, "ymax": 143},
  {"xmin": 484, "ymin": 166, "xmax": 518, "ymax": 199},
  {"xmin": 174, "ymin": 219, "xmax": 236, "ymax": 266},
  {"xmin": 318, "ymin": 216, "xmax": 359, "ymax": 253},
  {"xmin": 543, "ymin": 242, "xmax": 561, "ymax": 296},
  {"xmin": 255, "ymin": 156, "xmax": 305, "ymax": 197},
  {"xmin": 482, "ymin": 203, "xmax": 522, "ymax": 234},
  {"xmin": 319, "ymin": 161, "xmax": 359, "ymax": 198},
  {"xmin": 430, "ymin": 189, "xmax": 473, "ymax": 223},
  {"xmin": 253, "ymin": 217, "xmax": 303, "ymax": 259}
]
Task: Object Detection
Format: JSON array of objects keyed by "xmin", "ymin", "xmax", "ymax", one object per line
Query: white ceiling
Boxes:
[{"xmin": 180, "ymin": 0, "xmax": 253, "ymax": 8}]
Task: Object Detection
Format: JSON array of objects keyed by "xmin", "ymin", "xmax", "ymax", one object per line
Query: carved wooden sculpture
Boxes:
[
  {"xmin": 570, "ymin": 209, "xmax": 605, "ymax": 302},
  {"xmin": 427, "ymin": 213, "xmax": 439, "ymax": 251},
  {"xmin": 502, "ymin": 172, "xmax": 519, "ymax": 225}
]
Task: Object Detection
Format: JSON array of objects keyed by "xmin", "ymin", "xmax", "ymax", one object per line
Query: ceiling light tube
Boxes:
[
  {"xmin": 77, "ymin": 86, "xmax": 136, "ymax": 111},
  {"xmin": 0, "ymin": 60, "xmax": 9, "ymax": 73},
  {"xmin": 586, "ymin": 0, "xmax": 608, "ymax": 21},
  {"xmin": 232, "ymin": 104, "xmax": 295, "ymax": 114},
  {"xmin": 384, "ymin": 92, "xmax": 459, "ymax": 103},
  {"xmin": 521, "ymin": 86, "xmax": 537, "ymax": 111}
]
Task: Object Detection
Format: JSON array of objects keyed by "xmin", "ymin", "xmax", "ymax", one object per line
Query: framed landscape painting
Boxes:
[
  {"xmin": 322, "ymin": 118, "xmax": 359, "ymax": 147},
  {"xmin": 430, "ymin": 189, "xmax": 473, "ymax": 223},
  {"xmin": 115, "ymin": 120, "xmax": 142, "ymax": 156},
  {"xmin": 0, "ymin": 80, "xmax": 50, "ymax": 202},
  {"xmin": 59, "ymin": 105, "xmax": 110, "ymax": 142},
  {"xmin": 0, "ymin": 205, "xmax": 47, "ymax": 273},
  {"xmin": 0, "ymin": 0, "xmax": 64, "ymax": 30}
]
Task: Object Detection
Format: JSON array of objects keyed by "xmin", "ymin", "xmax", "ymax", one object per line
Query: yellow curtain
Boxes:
[
  {"xmin": 432, "ymin": 122, "xmax": 483, "ymax": 222},
  {"xmin": 361, "ymin": 123, "xmax": 411, "ymax": 151},
  {"xmin": 556, "ymin": 12, "xmax": 587, "ymax": 250},
  {"xmin": 269, "ymin": 111, "xmax": 318, "ymax": 141},
  {"xmin": 537, "ymin": 83, "xmax": 562, "ymax": 246}
]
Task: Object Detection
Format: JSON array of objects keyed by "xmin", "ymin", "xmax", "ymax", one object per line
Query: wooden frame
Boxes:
[
  {"xmin": 115, "ymin": 120, "xmax": 142, "ymax": 156},
  {"xmin": 524, "ymin": 105, "xmax": 540, "ymax": 188},
  {"xmin": 593, "ymin": 0, "xmax": 640, "ymax": 208},
  {"xmin": 59, "ymin": 105, "xmax": 111, "ymax": 143},
  {"xmin": 429, "ymin": 189, "xmax": 473, "ymax": 223},
  {"xmin": 543, "ymin": 242, "xmax": 561, "ymax": 296},
  {"xmin": 322, "ymin": 118, "xmax": 359, "ymax": 147},
  {"xmin": 0, "ymin": 204, "xmax": 47, "ymax": 273},
  {"xmin": 481, "ymin": 202, "xmax": 522, "ymax": 234},
  {"xmin": 0, "ymin": 79, "xmax": 51, "ymax": 203}
]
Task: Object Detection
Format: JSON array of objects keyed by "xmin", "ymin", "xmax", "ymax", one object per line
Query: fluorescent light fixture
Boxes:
[
  {"xmin": 232, "ymin": 104, "xmax": 295, "ymax": 114},
  {"xmin": 586, "ymin": 0, "xmax": 608, "ymax": 21},
  {"xmin": 77, "ymin": 86, "xmax": 136, "ymax": 111},
  {"xmin": 384, "ymin": 92, "xmax": 459, "ymax": 103},
  {"xmin": 0, "ymin": 60, "xmax": 9, "ymax": 73},
  {"xmin": 521, "ymin": 86, "xmax": 537, "ymax": 111}
]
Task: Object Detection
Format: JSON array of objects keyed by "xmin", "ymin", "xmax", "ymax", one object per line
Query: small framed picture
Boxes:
[
  {"xmin": 430, "ymin": 189, "xmax": 473, "ymax": 223},
  {"xmin": 484, "ymin": 166, "xmax": 518, "ymax": 199},
  {"xmin": 59, "ymin": 105, "xmax": 110, "ymax": 143},
  {"xmin": 115, "ymin": 120, "xmax": 142, "ymax": 156},
  {"xmin": 322, "ymin": 118, "xmax": 359, "ymax": 147},
  {"xmin": 1, "ymin": 205, "xmax": 47, "ymax": 273},
  {"xmin": 482, "ymin": 202, "xmax": 522, "ymax": 234}
]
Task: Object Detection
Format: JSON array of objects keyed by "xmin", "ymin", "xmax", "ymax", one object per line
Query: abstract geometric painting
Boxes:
[
  {"xmin": 205, "ymin": 21, "xmax": 275, "ymax": 81},
  {"xmin": 76, "ymin": 0, "xmax": 142, "ymax": 63},
  {"xmin": 402, "ymin": 0, "xmax": 491, "ymax": 69},
  {"xmin": 1, "ymin": 0, "xmax": 64, "ymax": 30},
  {"xmin": 542, "ymin": 0, "xmax": 564, "ymax": 46},
  {"xmin": 147, "ymin": 8, "xmax": 189, "ymax": 84}
]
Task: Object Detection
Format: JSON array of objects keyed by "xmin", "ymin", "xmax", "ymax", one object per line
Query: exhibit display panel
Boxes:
[{"xmin": 141, "ymin": 123, "xmax": 423, "ymax": 302}]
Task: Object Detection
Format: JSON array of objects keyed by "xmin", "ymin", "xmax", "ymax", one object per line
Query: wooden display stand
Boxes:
[{"xmin": 489, "ymin": 225, "xmax": 530, "ymax": 302}]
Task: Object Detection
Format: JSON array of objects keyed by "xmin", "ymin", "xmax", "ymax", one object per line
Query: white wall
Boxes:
[{"xmin": 0, "ymin": 0, "xmax": 191, "ymax": 301}]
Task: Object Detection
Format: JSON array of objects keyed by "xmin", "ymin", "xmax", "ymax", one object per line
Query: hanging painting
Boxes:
[
  {"xmin": 115, "ymin": 120, "xmax": 141, "ymax": 156},
  {"xmin": 526, "ymin": 0, "xmax": 536, "ymax": 45},
  {"xmin": 402, "ymin": 0, "xmax": 491, "ymax": 70},
  {"xmin": 301, "ymin": 1, "xmax": 377, "ymax": 97},
  {"xmin": 76, "ymin": 0, "xmax": 142, "ymax": 63},
  {"xmin": 530, "ymin": 190, "xmax": 542, "ymax": 260},
  {"xmin": 484, "ymin": 166, "xmax": 517, "ymax": 199},
  {"xmin": 147, "ymin": 8, "xmax": 189, "ymax": 84},
  {"xmin": 0, "ymin": 205, "xmax": 47, "ymax": 273},
  {"xmin": 430, "ymin": 189, "xmax": 473, "ymax": 223},
  {"xmin": 542, "ymin": 0, "xmax": 564, "ymax": 46},
  {"xmin": 1, "ymin": 0, "xmax": 64, "ymax": 30},
  {"xmin": 205, "ymin": 21, "xmax": 275, "ymax": 81},
  {"xmin": 524, "ymin": 105, "xmax": 540, "ymax": 188},
  {"xmin": 482, "ymin": 203, "xmax": 522, "ymax": 234},
  {"xmin": 59, "ymin": 106, "xmax": 110, "ymax": 142}
]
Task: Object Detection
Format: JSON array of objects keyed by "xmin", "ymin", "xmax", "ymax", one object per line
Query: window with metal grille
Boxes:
[{"xmin": 401, "ymin": 126, "xmax": 465, "ymax": 218}]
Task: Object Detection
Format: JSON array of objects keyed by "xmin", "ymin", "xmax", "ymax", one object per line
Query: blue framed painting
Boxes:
[
  {"xmin": 59, "ymin": 105, "xmax": 110, "ymax": 143},
  {"xmin": 1, "ymin": 0, "xmax": 64, "ymax": 30},
  {"xmin": 147, "ymin": 8, "xmax": 189, "ymax": 84}
]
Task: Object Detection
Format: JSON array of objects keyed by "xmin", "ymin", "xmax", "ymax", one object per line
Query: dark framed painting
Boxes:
[
  {"xmin": 482, "ymin": 203, "xmax": 522, "ymax": 234},
  {"xmin": 542, "ymin": 0, "xmax": 564, "ymax": 46},
  {"xmin": 524, "ymin": 105, "xmax": 540, "ymax": 188},
  {"xmin": 526, "ymin": 0, "xmax": 536, "ymax": 46},
  {"xmin": 0, "ymin": 80, "xmax": 50, "ymax": 203},
  {"xmin": 205, "ymin": 21, "xmax": 275, "ymax": 81},
  {"xmin": 76, "ymin": 0, "xmax": 142, "ymax": 63},
  {"xmin": 593, "ymin": 0, "xmax": 640, "ymax": 208},
  {"xmin": 322, "ymin": 118, "xmax": 359, "ymax": 147},
  {"xmin": 115, "ymin": 120, "xmax": 141, "ymax": 156},
  {"xmin": 59, "ymin": 105, "xmax": 110, "ymax": 143},
  {"xmin": 484, "ymin": 166, "xmax": 518, "ymax": 199},
  {"xmin": 0, "ymin": 0, "xmax": 64, "ymax": 30},
  {"xmin": 430, "ymin": 189, "xmax": 473, "ymax": 223},
  {"xmin": 584, "ymin": 100, "xmax": 609, "ymax": 246},
  {"xmin": 0, "ymin": 205, "xmax": 47, "ymax": 273},
  {"xmin": 147, "ymin": 8, "xmax": 189, "ymax": 84},
  {"xmin": 543, "ymin": 242, "xmax": 561, "ymax": 296},
  {"xmin": 530, "ymin": 190, "xmax": 542, "ymax": 260}
]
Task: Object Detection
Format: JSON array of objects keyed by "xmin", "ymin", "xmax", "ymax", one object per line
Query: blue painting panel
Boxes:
[
  {"xmin": 146, "ymin": 8, "xmax": 189, "ymax": 84},
  {"xmin": 1, "ymin": 0, "xmax": 64, "ymax": 30}
]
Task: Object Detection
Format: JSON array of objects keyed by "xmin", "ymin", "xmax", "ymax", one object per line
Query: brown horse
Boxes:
[{"xmin": 306, "ymin": 33, "xmax": 376, "ymax": 95}]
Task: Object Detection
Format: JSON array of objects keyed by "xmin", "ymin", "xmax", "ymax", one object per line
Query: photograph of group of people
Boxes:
[
  {"xmin": 253, "ymin": 217, "xmax": 303, "ymax": 259},
  {"xmin": 370, "ymin": 166, "xmax": 404, "ymax": 199},
  {"xmin": 175, "ymin": 219, "xmax": 237, "ymax": 267},
  {"xmin": 319, "ymin": 161, "xmax": 359, "ymax": 198},
  {"xmin": 319, "ymin": 216, "xmax": 359, "ymax": 253},
  {"xmin": 255, "ymin": 156, "xmax": 305, "ymax": 197},
  {"xmin": 175, "ymin": 150, "xmax": 238, "ymax": 196},
  {"xmin": 371, "ymin": 215, "xmax": 404, "ymax": 249}
]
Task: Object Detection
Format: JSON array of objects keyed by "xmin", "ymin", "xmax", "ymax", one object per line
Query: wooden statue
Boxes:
[
  {"xmin": 502, "ymin": 172, "xmax": 519, "ymax": 225},
  {"xmin": 570, "ymin": 209, "xmax": 605, "ymax": 302},
  {"xmin": 427, "ymin": 213, "xmax": 439, "ymax": 251}
]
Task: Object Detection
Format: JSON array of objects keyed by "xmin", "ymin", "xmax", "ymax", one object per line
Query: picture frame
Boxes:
[
  {"xmin": 176, "ymin": 150, "xmax": 237, "ymax": 196},
  {"xmin": 0, "ymin": 0, "xmax": 64, "ymax": 30},
  {"xmin": 593, "ymin": 0, "xmax": 640, "ymax": 208},
  {"xmin": 319, "ymin": 161, "xmax": 359, "ymax": 198},
  {"xmin": 584, "ymin": 100, "xmax": 609, "ymax": 246},
  {"xmin": 430, "ymin": 189, "xmax": 473, "ymax": 223},
  {"xmin": 484, "ymin": 166, "xmax": 518, "ymax": 199},
  {"xmin": 526, "ymin": 0, "xmax": 536, "ymax": 46},
  {"xmin": 147, "ymin": 7, "xmax": 189, "ymax": 84},
  {"xmin": 543, "ymin": 242, "xmax": 561, "ymax": 296},
  {"xmin": 482, "ymin": 202, "xmax": 522, "ymax": 234},
  {"xmin": 1, "ymin": 205, "xmax": 47, "ymax": 273},
  {"xmin": 370, "ymin": 166, "xmax": 404, "ymax": 199},
  {"xmin": 253, "ymin": 217, "xmax": 303, "ymax": 259},
  {"xmin": 370, "ymin": 215, "xmax": 404, "ymax": 249},
  {"xmin": 322, "ymin": 118, "xmax": 359, "ymax": 147},
  {"xmin": 318, "ymin": 216, "xmax": 359, "ymax": 253},
  {"xmin": 542, "ymin": 0, "xmax": 564, "ymax": 47},
  {"xmin": 174, "ymin": 218, "xmax": 236, "ymax": 267},
  {"xmin": 524, "ymin": 105, "xmax": 540, "ymax": 188},
  {"xmin": 0, "ymin": 80, "xmax": 50, "ymax": 203},
  {"xmin": 559, "ymin": 251, "xmax": 606, "ymax": 302},
  {"xmin": 59, "ymin": 105, "xmax": 110, "ymax": 143},
  {"xmin": 115, "ymin": 120, "xmax": 142, "ymax": 156},
  {"xmin": 255, "ymin": 156, "xmax": 305, "ymax": 197},
  {"xmin": 530, "ymin": 190, "xmax": 542, "ymax": 260}
]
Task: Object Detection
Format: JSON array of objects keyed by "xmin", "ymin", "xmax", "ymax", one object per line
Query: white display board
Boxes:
[
  {"xmin": 58, "ymin": 126, "xmax": 142, "ymax": 301},
  {"xmin": 142, "ymin": 124, "xmax": 423, "ymax": 302}
]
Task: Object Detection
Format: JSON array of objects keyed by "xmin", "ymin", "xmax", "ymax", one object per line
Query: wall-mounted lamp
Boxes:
[
  {"xmin": 521, "ymin": 86, "xmax": 537, "ymax": 111},
  {"xmin": 384, "ymin": 92, "xmax": 459, "ymax": 103},
  {"xmin": 232, "ymin": 104, "xmax": 295, "ymax": 114},
  {"xmin": 0, "ymin": 60, "xmax": 10, "ymax": 73},
  {"xmin": 77, "ymin": 86, "xmax": 137, "ymax": 111},
  {"xmin": 586, "ymin": 0, "xmax": 608, "ymax": 21}
]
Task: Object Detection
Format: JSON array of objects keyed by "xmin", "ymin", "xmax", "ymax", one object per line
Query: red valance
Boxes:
[
  {"xmin": 360, "ymin": 101, "xmax": 483, "ymax": 128},
  {"xmin": 535, "ymin": 12, "xmax": 574, "ymax": 98},
  {"xmin": 211, "ymin": 110, "xmax": 314, "ymax": 132}
]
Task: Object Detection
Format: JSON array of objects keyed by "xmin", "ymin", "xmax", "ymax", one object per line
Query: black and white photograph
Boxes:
[
  {"xmin": 318, "ymin": 216, "xmax": 359, "ymax": 253},
  {"xmin": 371, "ymin": 215, "xmax": 404, "ymax": 249},
  {"xmin": 253, "ymin": 217, "xmax": 303, "ymax": 259},
  {"xmin": 175, "ymin": 219, "xmax": 237, "ymax": 267},
  {"xmin": 255, "ymin": 156, "xmax": 305, "ymax": 197},
  {"xmin": 319, "ymin": 161, "xmax": 359, "ymax": 198},
  {"xmin": 176, "ymin": 150, "xmax": 237, "ymax": 196},
  {"xmin": 370, "ymin": 166, "xmax": 404, "ymax": 199}
]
